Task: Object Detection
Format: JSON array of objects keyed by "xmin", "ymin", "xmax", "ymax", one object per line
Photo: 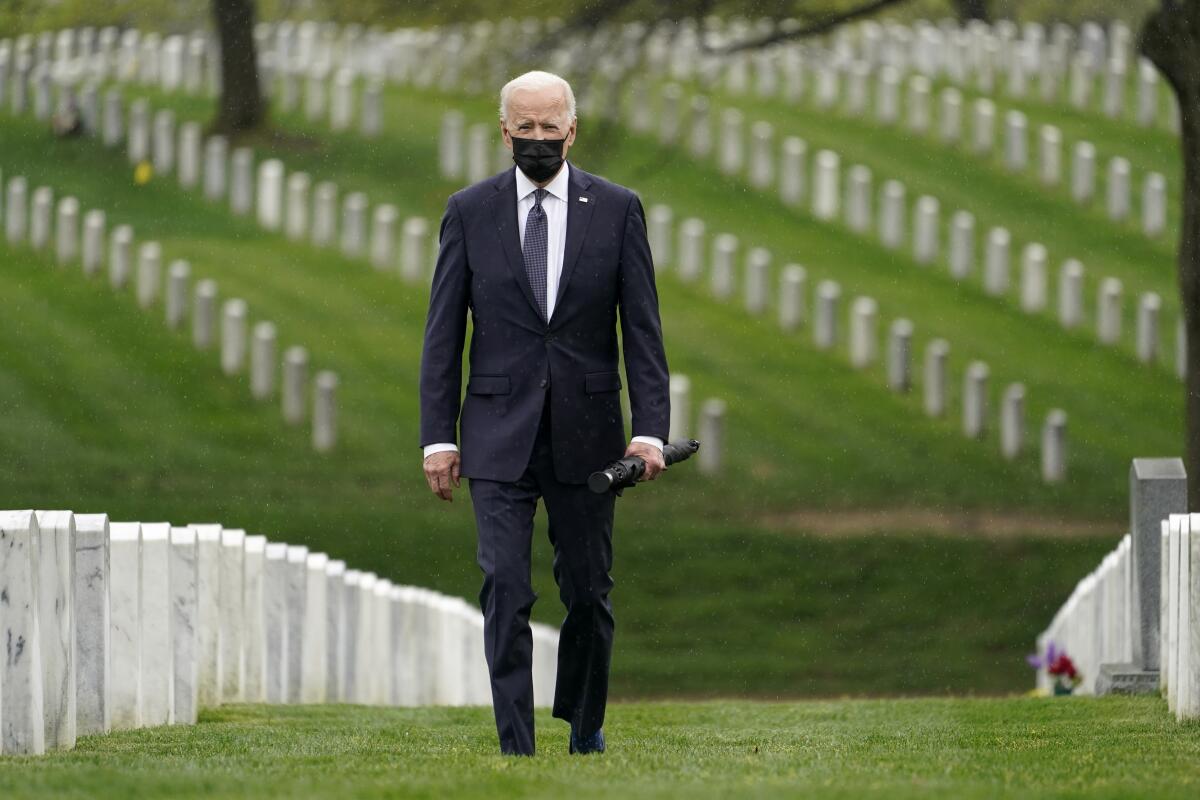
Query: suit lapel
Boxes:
[
  {"xmin": 486, "ymin": 168, "xmax": 544, "ymax": 322},
  {"xmin": 554, "ymin": 164, "xmax": 595, "ymax": 322}
]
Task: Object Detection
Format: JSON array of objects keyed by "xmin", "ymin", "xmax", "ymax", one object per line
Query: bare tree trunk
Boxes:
[
  {"xmin": 1142, "ymin": 1, "xmax": 1200, "ymax": 507},
  {"xmin": 212, "ymin": 0, "xmax": 264, "ymax": 133},
  {"xmin": 954, "ymin": 0, "xmax": 990, "ymax": 21}
]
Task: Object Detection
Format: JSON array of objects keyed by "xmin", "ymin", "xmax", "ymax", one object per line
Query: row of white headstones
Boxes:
[
  {"xmin": 0, "ymin": 158, "xmax": 340, "ymax": 453},
  {"xmin": 833, "ymin": 18, "xmax": 1179, "ymax": 132},
  {"xmin": 283, "ymin": 33, "xmax": 1184, "ymax": 382},
  {"xmin": 664, "ymin": 58, "xmax": 1174, "ymax": 243},
  {"xmin": 648, "ymin": 197, "xmax": 1069, "ymax": 482},
  {"xmin": 6, "ymin": 48, "xmax": 450, "ymax": 451},
  {"xmin": 1035, "ymin": 460, "xmax": 1199, "ymax": 721},
  {"xmin": 5, "ymin": 15, "xmax": 1177, "ymax": 137},
  {"xmin": 0, "ymin": 509, "xmax": 557, "ymax": 756},
  {"xmin": 1036, "ymin": 512, "xmax": 1199, "ymax": 719},
  {"xmin": 1040, "ymin": 532, "xmax": 1135, "ymax": 697},
  {"xmin": 24, "ymin": 22, "xmax": 1084, "ymax": 477},
  {"xmin": 11, "ymin": 27, "xmax": 728, "ymax": 478},
  {"xmin": 648, "ymin": 16, "xmax": 1180, "ymax": 135},
  {"xmin": 636, "ymin": 84, "xmax": 1182, "ymax": 375},
  {"xmin": 334, "ymin": 29, "xmax": 1092, "ymax": 480}
]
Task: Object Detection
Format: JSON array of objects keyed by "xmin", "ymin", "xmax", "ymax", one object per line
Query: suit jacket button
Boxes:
[{"xmin": 539, "ymin": 378, "xmax": 548, "ymax": 388}]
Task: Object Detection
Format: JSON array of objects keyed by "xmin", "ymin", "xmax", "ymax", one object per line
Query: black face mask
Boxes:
[{"xmin": 511, "ymin": 136, "xmax": 566, "ymax": 183}]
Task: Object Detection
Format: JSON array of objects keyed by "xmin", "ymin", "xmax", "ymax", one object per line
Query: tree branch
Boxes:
[{"xmin": 717, "ymin": 0, "xmax": 916, "ymax": 53}]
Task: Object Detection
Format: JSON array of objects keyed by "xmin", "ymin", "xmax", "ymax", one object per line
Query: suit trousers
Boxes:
[{"xmin": 468, "ymin": 395, "xmax": 617, "ymax": 755}]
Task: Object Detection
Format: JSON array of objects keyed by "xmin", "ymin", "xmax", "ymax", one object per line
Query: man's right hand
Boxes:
[{"xmin": 423, "ymin": 451, "xmax": 461, "ymax": 502}]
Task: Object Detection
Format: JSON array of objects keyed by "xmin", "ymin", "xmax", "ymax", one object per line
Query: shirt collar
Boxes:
[{"xmin": 516, "ymin": 160, "xmax": 570, "ymax": 204}]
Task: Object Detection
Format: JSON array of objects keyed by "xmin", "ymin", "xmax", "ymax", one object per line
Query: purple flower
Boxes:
[{"xmin": 1026, "ymin": 641, "xmax": 1060, "ymax": 670}]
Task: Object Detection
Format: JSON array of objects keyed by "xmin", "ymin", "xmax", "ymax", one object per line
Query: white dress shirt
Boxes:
[{"xmin": 423, "ymin": 162, "xmax": 663, "ymax": 461}]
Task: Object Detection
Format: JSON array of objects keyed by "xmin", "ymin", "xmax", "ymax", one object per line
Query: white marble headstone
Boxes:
[
  {"xmin": 73, "ymin": 513, "xmax": 110, "ymax": 736},
  {"xmin": 0, "ymin": 510, "xmax": 46, "ymax": 754},
  {"xmin": 107, "ymin": 522, "xmax": 141, "ymax": 730},
  {"xmin": 242, "ymin": 535, "xmax": 267, "ymax": 703},
  {"xmin": 218, "ymin": 529, "xmax": 246, "ymax": 703},
  {"xmin": 191, "ymin": 524, "xmax": 221, "ymax": 708},
  {"xmin": 139, "ymin": 523, "xmax": 174, "ymax": 726},
  {"xmin": 285, "ymin": 545, "xmax": 309, "ymax": 703},
  {"xmin": 263, "ymin": 543, "xmax": 289, "ymax": 704},
  {"xmin": 34, "ymin": 510, "xmax": 76, "ymax": 749},
  {"xmin": 301, "ymin": 552, "xmax": 329, "ymax": 703},
  {"xmin": 168, "ymin": 527, "xmax": 198, "ymax": 725}
]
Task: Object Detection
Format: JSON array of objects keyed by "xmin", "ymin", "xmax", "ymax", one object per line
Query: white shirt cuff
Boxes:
[
  {"xmin": 631, "ymin": 435, "xmax": 663, "ymax": 452},
  {"xmin": 423, "ymin": 442, "xmax": 459, "ymax": 459}
]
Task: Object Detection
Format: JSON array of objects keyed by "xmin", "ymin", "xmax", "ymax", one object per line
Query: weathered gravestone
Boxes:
[
  {"xmin": 34, "ymin": 510, "xmax": 76, "ymax": 750},
  {"xmin": 1, "ymin": 510, "xmax": 47, "ymax": 755}
]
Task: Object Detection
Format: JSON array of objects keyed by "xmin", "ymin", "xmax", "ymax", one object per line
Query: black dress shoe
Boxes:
[{"xmin": 569, "ymin": 726, "xmax": 605, "ymax": 754}]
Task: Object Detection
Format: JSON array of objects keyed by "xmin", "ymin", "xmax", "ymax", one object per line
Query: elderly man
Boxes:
[{"xmin": 419, "ymin": 70, "xmax": 670, "ymax": 756}]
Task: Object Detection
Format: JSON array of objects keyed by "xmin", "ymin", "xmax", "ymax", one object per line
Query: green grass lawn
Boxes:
[{"xmin": 0, "ymin": 698, "xmax": 1196, "ymax": 798}]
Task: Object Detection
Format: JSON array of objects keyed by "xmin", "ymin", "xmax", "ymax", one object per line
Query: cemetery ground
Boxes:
[
  {"xmin": 0, "ymin": 697, "xmax": 1197, "ymax": 798},
  {"xmin": 0, "ymin": 72, "xmax": 1181, "ymax": 702}
]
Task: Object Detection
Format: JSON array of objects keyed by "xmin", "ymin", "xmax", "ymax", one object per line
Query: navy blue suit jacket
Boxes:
[{"xmin": 419, "ymin": 163, "xmax": 671, "ymax": 485}]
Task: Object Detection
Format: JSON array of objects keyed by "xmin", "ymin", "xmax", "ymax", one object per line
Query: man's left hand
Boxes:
[{"xmin": 624, "ymin": 441, "xmax": 666, "ymax": 481}]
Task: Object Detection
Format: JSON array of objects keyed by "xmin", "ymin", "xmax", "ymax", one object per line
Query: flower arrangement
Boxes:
[{"xmin": 1027, "ymin": 642, "xmax": 1082, "ymax": 695}]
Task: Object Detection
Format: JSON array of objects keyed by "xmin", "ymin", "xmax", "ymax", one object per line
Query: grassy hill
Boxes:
[
  {"xmin": 0, "ymin": 64, "xmax": 1167, "ymax": 697},
  {"xmin": 0, "ymin": 698, "xmax": 1196, "ymax": 798}
]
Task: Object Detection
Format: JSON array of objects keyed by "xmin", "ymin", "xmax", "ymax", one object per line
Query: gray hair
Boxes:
[{"xmin": 498, "ymin": 70, "xmax": 576, "ymax": 123}]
